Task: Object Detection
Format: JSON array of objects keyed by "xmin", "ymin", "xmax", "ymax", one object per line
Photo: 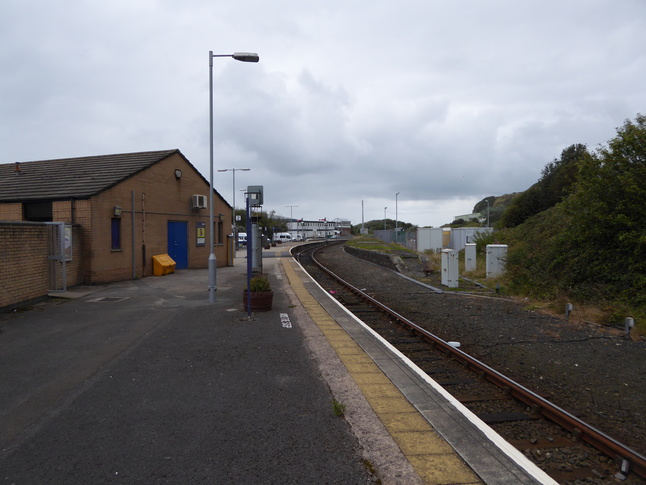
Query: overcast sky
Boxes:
[{"xmin": 1, "ymin": 1, "xmax": 644, "ymax": 227}]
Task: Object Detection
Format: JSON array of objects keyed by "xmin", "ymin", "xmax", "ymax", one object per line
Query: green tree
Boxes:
[
  {"xmin": 235, "ymin": 209, "xmax": 288, "ymax": 237},
  {"xmin": 360, "ymin": 219, "xmax": 417, "ymax": 232},
  {"xmin": 499, "ymin": 144, "xmax": 588, "ymax": 228},
  {"xmin": 553, "ymin": 114, "xmax": 646, "ymax": 304},
  {"xmin": 502, "ymin": 114, "xmax": 646, "ymax": 311}
]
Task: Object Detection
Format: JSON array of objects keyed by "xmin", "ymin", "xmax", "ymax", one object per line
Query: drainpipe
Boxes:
[{"xmin": 132, "ymin": 190, "xmax": 136, "ymax": 280}]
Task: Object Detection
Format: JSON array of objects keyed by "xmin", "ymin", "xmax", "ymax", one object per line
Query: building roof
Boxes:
[{"xmin": 0, "ymin": 149, "xmax": 185, "ymax": 202}]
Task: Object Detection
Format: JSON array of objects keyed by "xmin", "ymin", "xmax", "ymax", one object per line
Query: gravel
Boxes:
[{"xmin": 316, "ymin": 243, "xmax": 646, "ymax": 457}]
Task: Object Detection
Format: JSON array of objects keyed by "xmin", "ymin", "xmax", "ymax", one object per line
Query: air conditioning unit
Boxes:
[{"xmin": 192, "ymin": 194, "xmax": 207, "ymax": 209}]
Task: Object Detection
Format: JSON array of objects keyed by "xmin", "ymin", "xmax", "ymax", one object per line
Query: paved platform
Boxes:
[{"xmin": 0, "ymin": 246, "xmax": 554, "ymax": 484}]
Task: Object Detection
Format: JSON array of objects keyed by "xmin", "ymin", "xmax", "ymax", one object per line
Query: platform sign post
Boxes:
[{"xmin": 246, "ymin": 194, "xmax": 253, "ymax": 318}]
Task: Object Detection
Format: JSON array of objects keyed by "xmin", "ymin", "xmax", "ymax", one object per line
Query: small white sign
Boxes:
[{"xmin": 280, "ymin": 313, "xmax": 292, "ymax": 328}]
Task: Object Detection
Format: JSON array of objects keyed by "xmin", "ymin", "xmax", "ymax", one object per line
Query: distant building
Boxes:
[
  {"xmin": 416, "ymin": 227, "xmax": 493, "ymax": 252},
  {"xmin": 453, "ymin": 212, "xmax": 482, "ymax": 223},
  {"xmin": 286, "ymin": 217, "xmax": 351, "ymax": 239}
]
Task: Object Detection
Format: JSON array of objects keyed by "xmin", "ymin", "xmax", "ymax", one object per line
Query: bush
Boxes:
[
  {"xmin": 250, "ymin": 276, "xmax": 271, "ymax": 292},
  {"xmin": 472, "ymin": 230, "xmax": 497, "ymax": 254},
  {"xmin": 495, "ymin": 114, "xmax": 646, "ymax": 322}
]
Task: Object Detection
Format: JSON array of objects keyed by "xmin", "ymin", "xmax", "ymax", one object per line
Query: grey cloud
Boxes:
[{"xmin": 1, "ymin": 0, "xmax": 645, "ymax": 226}]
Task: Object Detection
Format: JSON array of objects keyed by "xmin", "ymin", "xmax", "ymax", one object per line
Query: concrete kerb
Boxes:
[{"xmin": 279, "ymin": 258, "xmax": 423, "ymax": 485}]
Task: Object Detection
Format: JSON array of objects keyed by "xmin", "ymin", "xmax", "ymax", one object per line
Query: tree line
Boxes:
[{"xmin": 495, "ymin": 113, "xmax": 645, "ymax": 319}]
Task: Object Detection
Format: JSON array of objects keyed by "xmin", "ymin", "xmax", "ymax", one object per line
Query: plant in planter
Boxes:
[{"xmin": 243, "ymin": 276, "xmax": 273, "ymax": 312}]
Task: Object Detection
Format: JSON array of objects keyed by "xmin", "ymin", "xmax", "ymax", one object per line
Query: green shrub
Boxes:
[{"xmin": 250, "ymin": 276, "xmax": 271, "ymax": 292}]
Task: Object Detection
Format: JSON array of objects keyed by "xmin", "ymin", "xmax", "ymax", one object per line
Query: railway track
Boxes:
[{"xmin": 293, "ymin": 241, "xmax": 646, "ymax": 484}]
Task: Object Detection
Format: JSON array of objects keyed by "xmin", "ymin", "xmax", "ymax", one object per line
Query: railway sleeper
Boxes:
[
  {"xmin": 421, "ymin": 367, "xmax": 459, "ymax": 375},
  {"xmin": 436, "ymin": 378, "xmax": 476, "ymax": 386},
  {"xmin": 455, "ymin": 393, "xmax": 512, "ymax": 403},
  {"xmin": 389, "ymin": 338, "xmax": 422, "ymax": 344},
  {"xmin": 411, "ymin": 356, "xmax": 442, "ymax": 362},
  {"xmin": 511, "ymin": 436, "xmax": 578, "ymax": 450},
  {"xmin": 549, "ymin": 467, "xmax": 611, "ymax": 483},
  {"xmin": 477, "ymin": 411, "xmax": 542, "ymax": 424}
]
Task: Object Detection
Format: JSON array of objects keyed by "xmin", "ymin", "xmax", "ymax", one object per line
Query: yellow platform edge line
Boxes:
[{"xmin": 281, "ymin": 259, "xmax": 482, "ymax": 485}]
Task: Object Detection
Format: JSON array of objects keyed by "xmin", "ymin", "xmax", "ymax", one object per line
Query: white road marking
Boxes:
[{"xmin": 280, "ymin": 313, "xmax": 292, "ymax": 328}]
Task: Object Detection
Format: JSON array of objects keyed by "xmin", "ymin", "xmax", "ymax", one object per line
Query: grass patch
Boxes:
[
  {"xmin": 331, "ymin": 398, "xmax": 346, "ymax": 417},
  {"xmin": 346, "ymin": 235, "xmax": 417, "ymax": 255}
]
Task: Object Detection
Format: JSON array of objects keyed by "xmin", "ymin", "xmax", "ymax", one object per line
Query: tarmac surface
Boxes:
[
  {"xmin": 0, "ymin": 245, "xmax": 553, "ymax": 484},
  {"xmin": 0, "ymin": 248, "xmax": 411, "ymax": 484}
]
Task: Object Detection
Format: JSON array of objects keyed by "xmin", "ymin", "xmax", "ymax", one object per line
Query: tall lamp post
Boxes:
[
  {"xmin": 208, "ymin": 51, "xmax": 259, "ymax": 303},
  {"xmin": 485, "ymin": 199, "xmax": 490, "ymax": 227},
  {"xmin": 218, "ymin": 168, "xmax": 250, "ymax": 252},
  {"xmin": 361, "ymin": 200, "xmax": 365, "ymax": 234},
  {"xmin": 285, "ymin": 205, "xmax": 299, "ymax": 236},
  {"xmin": 384, "ymin": 207, "xmax": 387, "ymax": 230},
  {"xmin": 395, "ymin": 192, "xmax": 400, "ymax": 232}
]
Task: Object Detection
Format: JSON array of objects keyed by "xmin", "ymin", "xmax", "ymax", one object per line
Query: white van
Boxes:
[{"xmin": 273, "ymin": 232, "xmax": 292, "ymax": 243}]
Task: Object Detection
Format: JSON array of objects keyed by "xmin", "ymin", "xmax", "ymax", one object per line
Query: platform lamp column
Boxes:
[
  {"xmin": 395, "ymin": 192, "xmax": 400, "ymax": 232},
  {"xmin": 218, "ymin": 168, "xmax": 251, "ymax": 253},
  {"xmin": 285, "ymin": 205, "xmax": 298, "ymax": 236},
  {"xmin": 486, "ymin": 199, "xmax": 490, "ymax": 227},
  {"xmin": 208, "ymin": 51, "xmax": 259, "ymax": 303}
]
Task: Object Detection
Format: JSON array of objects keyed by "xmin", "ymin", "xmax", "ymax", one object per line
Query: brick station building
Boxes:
[{"xmin": 0, "ymin": 149, "xmax": 232, "ymax": 308}]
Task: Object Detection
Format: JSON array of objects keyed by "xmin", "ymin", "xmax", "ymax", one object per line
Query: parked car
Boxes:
[{"xmin": 273, "ymin": 232, "xmax": 292, "ymax": 243}]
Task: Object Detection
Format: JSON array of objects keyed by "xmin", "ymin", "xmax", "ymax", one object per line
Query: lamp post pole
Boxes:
[
  {"xmin": 208, "ymin": 51, "xmax": 259, "ymax": 303},
  {"xmin": 218, "ymin": 168, "xmax": 251, "ymax": 252},
  {"xmin": 285, "ymin": 205, "xmax": 299, "ymax": 235},
  {"xmin": 384, "ymin": 207, "xmax": 387, "ymax": 230},
  {"xmin": 485, "ymin": 199, "xmax": 490, "ymax": 227},
  {"xmin": 361, "ymin": 200, "xmax": 364, "ymax": 234},
  {"xmin": 395, "ymin": 192, "xmax": 400, "ymax": 232}
]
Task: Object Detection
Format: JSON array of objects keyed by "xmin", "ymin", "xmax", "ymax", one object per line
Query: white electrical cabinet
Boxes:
[
  {"xmin": 441, "ymin": 249, "xmax": 458, "ymax": 288},
  {"xmin": 486, "ymin": 244, "xmax": 508, "ymax": 278},
  {"xmin": 465, "ymin": 243, "xmax": 477, "ymax": 272}
]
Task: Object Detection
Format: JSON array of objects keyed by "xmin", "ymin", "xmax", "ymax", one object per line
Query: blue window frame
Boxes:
[{"xmin": 111, "ymin": 218, "xmax": 121, "ymax": 250}]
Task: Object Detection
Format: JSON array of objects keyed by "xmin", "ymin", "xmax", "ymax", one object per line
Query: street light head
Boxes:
[{"xmin": 232, "ymin": 52, "xmax": 260, "ymax": 62}]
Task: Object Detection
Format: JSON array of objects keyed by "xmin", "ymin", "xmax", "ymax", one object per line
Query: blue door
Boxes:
[{"xmin": 167, "ymin": 221, "xmax": 188, "ymax": 269}]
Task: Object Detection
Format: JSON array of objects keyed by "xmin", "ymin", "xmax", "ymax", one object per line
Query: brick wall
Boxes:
[
  {"xmin": 0, "ymin": 202, "xmax": 22, "ymax": 221},
  {"xmin": 0, "ymin": 222, "xmax": 83, "ymax": 310},
  {"xmin": 0, "ymin": 222, "xmax": 48, "ymax": 309}
]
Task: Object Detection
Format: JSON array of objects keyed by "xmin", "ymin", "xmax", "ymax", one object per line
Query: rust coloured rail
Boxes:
[{"xmin": 302, "ymin": 244, "xmax": 646, "ymax": 480}]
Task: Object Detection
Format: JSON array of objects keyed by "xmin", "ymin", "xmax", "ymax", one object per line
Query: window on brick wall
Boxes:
[
  {"xmin": 111, "ymin": 218, "xmax": 121, "ymax": 250},
  {"xmin": 24, "ymin": 201, "xmax": 53, "ymax": 221},
  {"xmin": 217, "ymin": 221, "xmax": 223, "ymax": 245}
]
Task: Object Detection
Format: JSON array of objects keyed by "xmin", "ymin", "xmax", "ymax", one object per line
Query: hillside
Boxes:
[{"xmin": 481, "ymin": 114, "xmax": 646, "ymax": 327}]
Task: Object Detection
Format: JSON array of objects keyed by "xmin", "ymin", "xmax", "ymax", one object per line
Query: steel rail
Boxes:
[{"xmin": 301, "ymin": 244, "xmax": 646, "ymax": 480}]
